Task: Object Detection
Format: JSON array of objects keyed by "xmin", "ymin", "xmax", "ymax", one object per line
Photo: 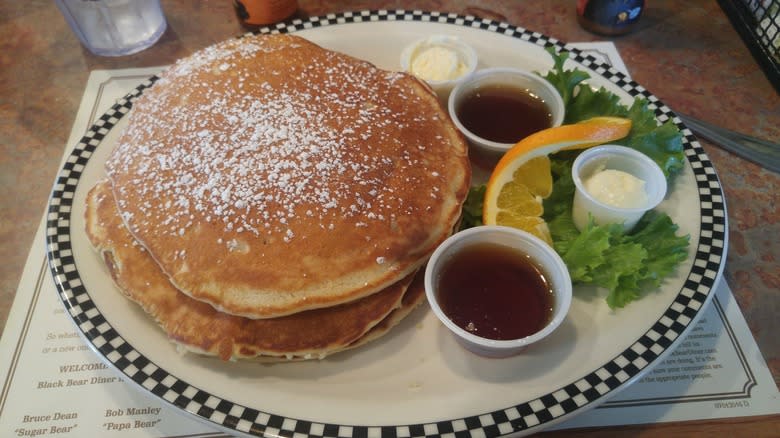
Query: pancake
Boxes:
[
  {"xmin": 85, "ymin": 180, "xmax": 412, "ymax": 361},
  {"xmin": 105, "ymin": 33, "xmax": 470, "ymax": 319},
  {"xmin": 253, "ymin": 267, "xmax": 427, "ymax": 363},
  {"xmin": 343, "ymin": 264, "xmax": 427, "ymax": 351}
]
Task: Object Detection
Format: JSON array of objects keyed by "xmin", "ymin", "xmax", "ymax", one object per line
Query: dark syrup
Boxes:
[
  {"xmin": 437, "ymin": 242, "xmax": 554, "ymax": 341},
  {"xmin": 456, "ymin": 84, "xmax": 553, "ymax": 144}
]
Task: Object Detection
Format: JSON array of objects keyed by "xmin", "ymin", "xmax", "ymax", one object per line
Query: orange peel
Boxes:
[{"xmin": 483, "ymin": 117, "xmax": 633, "ymax": 244}]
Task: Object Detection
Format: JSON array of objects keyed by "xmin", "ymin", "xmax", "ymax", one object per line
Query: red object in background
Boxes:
[{"xmin": 233, "ymin": 0, "xmax": 298, "ymax": 28}]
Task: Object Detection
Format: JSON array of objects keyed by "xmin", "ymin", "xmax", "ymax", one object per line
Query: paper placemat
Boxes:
[{"xmin": 1, "ymin": 43, "xmax": 778, "ymax": 437}]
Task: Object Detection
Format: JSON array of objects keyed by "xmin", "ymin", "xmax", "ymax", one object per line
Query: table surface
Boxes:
[{"xmin": 1, "ymin": 0, "xmax": 778, "ymax": 436}]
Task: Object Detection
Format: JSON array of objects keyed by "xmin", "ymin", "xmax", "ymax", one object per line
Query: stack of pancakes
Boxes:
[{"xmin": 85, "ymin": 34, "xmax": 470, "ymax": 361}]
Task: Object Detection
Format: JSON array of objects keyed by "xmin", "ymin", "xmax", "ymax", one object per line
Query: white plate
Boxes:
[{"xmin": 45, "ymin": 10, "xmax": 727, "ymax": 438}]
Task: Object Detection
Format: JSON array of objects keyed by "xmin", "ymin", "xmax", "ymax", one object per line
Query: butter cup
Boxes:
[
  {"xmin": 572, "ymin": 145, "xmax": 667, "ymax": 232},
  {"xmin": 400, "ymin": 35, "xmax": 478, "ymax": 103}
]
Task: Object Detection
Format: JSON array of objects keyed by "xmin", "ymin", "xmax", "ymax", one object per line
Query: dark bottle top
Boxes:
[{"xmin": 577, "ymin": 0, "xmax": 645, "ymax": 36}]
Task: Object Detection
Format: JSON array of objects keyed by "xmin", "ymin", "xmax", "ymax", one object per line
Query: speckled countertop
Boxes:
[{"xmin": 1, "ymin": 1, "xmax": 778, "ymax": 436}]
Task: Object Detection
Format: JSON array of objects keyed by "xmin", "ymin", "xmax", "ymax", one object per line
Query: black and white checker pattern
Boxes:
[{"xmin": 45, "ymin": 10, "xmax": 726, "ymax": 438}]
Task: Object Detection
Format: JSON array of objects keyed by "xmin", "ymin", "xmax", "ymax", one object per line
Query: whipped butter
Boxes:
[
  {"xmin": 583, "ymin": 168, "xmax": 648, "ymax": 209},
  {"xmin": 410, "ymin": 45, "xmax": 469, "ymax": 82},
  {"xmin": 401, "ymin": 35, "xmax": 477, "ymax": 91},
  {"xmin": 571, "ymin": 145, "xmax": 667, "ymax": 233}
]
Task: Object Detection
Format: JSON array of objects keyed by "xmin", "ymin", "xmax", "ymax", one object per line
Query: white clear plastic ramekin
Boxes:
[
  {"xmin": 572, "ymin": 145, "xmax": 667, "ymax": 232},
  {"xmin": 424, "ymin": 225, "xmax": 572, "ymax": 358},
  {"xmin": 447, "ymin": 67, "xmax": 565, "ymax": 158}
]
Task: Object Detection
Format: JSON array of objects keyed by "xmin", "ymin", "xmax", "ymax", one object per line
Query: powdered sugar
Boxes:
[{"xmin": 107, "ymin": 35, "xmax": 451, "ymax": 249}]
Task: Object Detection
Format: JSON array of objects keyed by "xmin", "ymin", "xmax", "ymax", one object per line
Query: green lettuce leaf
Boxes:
[
  {"xmin": 540, "ymin": 49, "xmax": 690, "ymax": 308},
  {"xmin": 541, "ymin": 47, "xmax": 686, "ymax": 179},
  {"xmin": 539, "ymin": 49, "xmax": 590, "ymax": 108},
  {"xmin": 459, "ymin": 184, "xmax": 485, "ymax": 230},
  {"xmin": 629, "ymin": 211, "xmax": 691, "ymax": 287},
  {"xmin": 543, "ymin": 151, "xmax": 690, "ymax": 309}
]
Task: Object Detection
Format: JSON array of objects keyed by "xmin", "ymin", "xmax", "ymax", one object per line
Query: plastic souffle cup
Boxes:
[
  {"xmin": 447, "ymin": 67, "xmax": 565, "ymax": 157},
  {"xmin": 572, "ymin": 145, "xmax": 667, "ymax": 232},
  {"xmin": 424, "ymin": 226, "xmax": 572, "ymax": 358}
]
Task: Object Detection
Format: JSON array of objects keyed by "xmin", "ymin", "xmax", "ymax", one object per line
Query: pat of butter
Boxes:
[
  {"xmin": 410, "ymin": 46, "xmax": 468, "ymax": 82},
  {"xmin": 583, "ymin": 168, "xmax": 648, "ymax": 209}
]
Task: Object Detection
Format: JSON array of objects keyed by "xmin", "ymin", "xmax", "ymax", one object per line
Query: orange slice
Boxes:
[{"xmin": 483, "ymin": 117, "xmax": 633, "ymax": 244}]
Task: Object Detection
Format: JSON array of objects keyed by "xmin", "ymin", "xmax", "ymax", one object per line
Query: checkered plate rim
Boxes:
[{"xmin": 45, "ymin": 9, "xmax": 726, "ymax": 438}]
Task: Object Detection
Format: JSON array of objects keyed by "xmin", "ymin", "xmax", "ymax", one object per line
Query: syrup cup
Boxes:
[
  {"xmin": 572, "ymin": 145, "xmax": 667, "ymax": 232},
  {"xmin": 424, "ymin": 226, "xmax": 572, "ymax": 358},
  {"xmin": 447, "ymin": 67, "xmax": 565, "ymax": 159}
]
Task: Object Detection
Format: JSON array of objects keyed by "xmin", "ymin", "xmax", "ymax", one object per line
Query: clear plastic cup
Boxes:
[
  {"xmin": 424, "ymin": 226, "xmax": 572, "ymax": 358},
  {"xmin": 447, "ymin": 67, "xmax": 565, "ymax": 158},
  {"xmin": 572, "ymin": 145, "xmax": 667, "ymax": 232},
  {"xmin": 56, "ymin": 0, "xmax": 167, "ymax": 57}
]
